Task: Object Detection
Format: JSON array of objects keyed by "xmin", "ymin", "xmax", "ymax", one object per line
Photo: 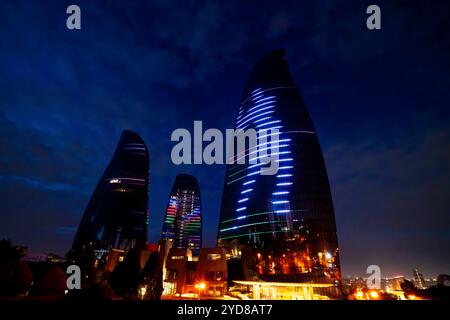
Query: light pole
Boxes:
[{"xmin": 195, "ymin": 282, "xmax": 205, "ymax": 300}]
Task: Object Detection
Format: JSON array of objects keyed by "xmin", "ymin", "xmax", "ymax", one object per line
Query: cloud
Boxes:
[
  {"xmin": 55, "ymin": 226, "xmax": 77, "ymax": 236},
  {"xmin": 0, "ymin": 0, "xmax": 449, "ymax": 276},
  {"xmin": 324, "ymin": 113, "xmax": 450, "ymax": 276}
]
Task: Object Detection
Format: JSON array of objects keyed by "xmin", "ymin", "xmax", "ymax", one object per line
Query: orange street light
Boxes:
[
  {"xmin": 195, "ymin": 282, "xmax": 206, "ymax": 300},
  {"xmin": 369, "ymin": 290, "xmax": 380, "ymax": 299}
]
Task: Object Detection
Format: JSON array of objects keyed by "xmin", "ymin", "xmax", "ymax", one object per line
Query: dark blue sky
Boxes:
[{"xmin": 1, "ymin": 0, "xmax": 449, "ymax": 277}]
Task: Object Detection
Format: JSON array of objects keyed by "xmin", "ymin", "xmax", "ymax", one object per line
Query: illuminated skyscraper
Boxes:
[
  {"xmin": 72, "ymin": 130, "xmax": 149, "ymax": 253},
  {"xmin": 413, "ymin": 269, "xmax": 425, "ymax": 289},
  {"xmin": 217, "ymin": 50, "xmax": 341, "ymax": 297},
  {"xmin": 161, "ymin": 174, "xmax": 202, "ymax": 255}
]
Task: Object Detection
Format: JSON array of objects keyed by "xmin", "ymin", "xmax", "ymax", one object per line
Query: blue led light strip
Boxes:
[
  {"xmin": 218, "ymin": 230, "xmax": 287, "ymax": 241},
  {"xmin": 220, "ymin": 209, "xmax": 311, "ymax": 224},
  {"xmin": 255, "ymin": 120, "xmax": 281, "ymax": 128},
  {"xmin": 236, "ymin": 105, "xmax": 275, "ymax": 126},
  {"xmin": 240, "ymin": 86, "xmax": 295, "ymax": 105},
  {"xmin": 220, "ymin": 220, "xmax": 287, "ymax": 232},
  {"xmin": 247, "ymin": 100, "xmax": 276, "ymax": 113},
  {"xmin": 232, "ymin": 139, "xmax": 291, "ymax": 163}
]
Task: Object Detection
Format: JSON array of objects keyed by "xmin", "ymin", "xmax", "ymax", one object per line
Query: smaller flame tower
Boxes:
[
  {"xmin": 72, "ymin": 130, "xmax": 150, "ymax": 253},
  {"xmin": 161, "ymin": 174, "xmax": 202, "ymax": 256}
]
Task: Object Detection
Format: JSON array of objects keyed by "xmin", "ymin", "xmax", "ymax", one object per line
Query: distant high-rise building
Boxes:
[
  {"xmin": 413, "ymin": 269, "xmax": 425, "ymax": 289},
  {"xmin": 72, "ymin": 130, "xmax": 149, "ymax": 253},
  {"xmin": 217, "ymin": 50, "xmax": 341, "ymax": 297},
  {"xmin": 385, "ymin": 276, "xmax": 405, "ymax": 292},
  {"xmin": 161, "ymin": 174, "xmax": 202, "ymax": 255}
]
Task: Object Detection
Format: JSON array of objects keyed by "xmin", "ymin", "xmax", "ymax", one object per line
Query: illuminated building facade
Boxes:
[
  {"xmin": 217, "ymin": 50, "xmax": 341, "ymax": 298},
  {"xmin": 72, "ymin": 130, "xmax": 149, "ymax": 252},
  {"xmin": 385, "ymin": 276, "xmax": 406, "ymax": 299},
  {"xmin": 413, "ymin": 269, "xmax": 425, "ymax": 289},
  {"xmin": 163, "ymin": 247, "xmax": 194, "ymax": 295},
  {"xmin": 196, "ymin": 248, "xmax": 228, "ymax": 297},
  {"xmin": 161, "ymin": 174, "xmax": 202, "ymax": 255}
]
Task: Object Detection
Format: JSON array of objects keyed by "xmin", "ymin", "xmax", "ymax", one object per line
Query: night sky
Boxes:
[{"xmin": 1, "ymin": 0, "xmax": 449, "ymax": 278}]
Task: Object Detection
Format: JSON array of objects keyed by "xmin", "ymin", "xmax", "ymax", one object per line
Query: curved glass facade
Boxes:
[
  {"xmin": 217, "ymin": 50, "xmax": 341, "ymax": 296},
  {"xmin": 161, "ymin": 174, "xmax": 202, "ymax": 256},
  {"xmin": 72, "ymin": 130, "xmax": 149, "ymax": 252}
]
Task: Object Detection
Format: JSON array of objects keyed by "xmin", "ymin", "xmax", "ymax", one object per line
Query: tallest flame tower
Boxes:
[{"xmin": 217, "ymin": 50, "xmax": 341, "ymax": 298}]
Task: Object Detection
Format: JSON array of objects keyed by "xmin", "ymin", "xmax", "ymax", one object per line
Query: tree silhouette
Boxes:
[
  {"xmin": 141, "ymin": 251, "xmax": 163, "ymax": 300},
  {"xmin": 29, "ymin": 262, "xmax": 67, "ymax": 297},
  {"xmin": 0, "ymin": 239, "xmax": 32, "ymax": 298},
  {"xmin": 108, "ymin": 248, "xmax": 141, "ymax": 298}
]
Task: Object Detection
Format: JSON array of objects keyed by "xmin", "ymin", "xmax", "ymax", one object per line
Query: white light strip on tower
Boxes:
[
  {"xmin": 236, "ymin": 110, "xmax": 275, "ymax": 128},
  {"xmin": 236, "ymin": 105, "xmax": 275, "ymax": 125}
]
